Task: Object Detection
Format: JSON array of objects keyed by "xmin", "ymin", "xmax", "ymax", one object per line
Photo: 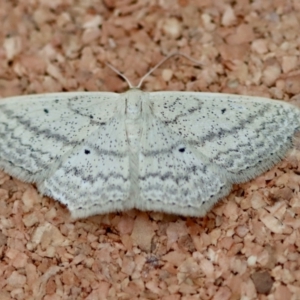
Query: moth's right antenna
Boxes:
[
  {"xmin": 136, "ymin": 52, "xmax": 203, "ymax": 89},
  {"xmin": 106, "ymin": 62, "xmax": 134, "ymax": 89}
]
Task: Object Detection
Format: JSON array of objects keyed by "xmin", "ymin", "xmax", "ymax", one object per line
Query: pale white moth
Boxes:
[{"xmin": 0, "ymin": 53, "xmax": 299, "ymax": 218}]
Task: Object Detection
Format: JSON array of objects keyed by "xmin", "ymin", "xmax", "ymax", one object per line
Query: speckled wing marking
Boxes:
[
  {"xmin": 134, "ymin": 92, "xmax": 300, "ymax": 216},
  {"xmin": 0, "ymin": 92, "xmax": 132, "ymax": 218},
  {"xmin": 137, "ymin": 105, "xmax": 232, "ymax": 216},
  {"xmin": 150, "ymin": 92, "xmax": 300, "ymax": 183}
]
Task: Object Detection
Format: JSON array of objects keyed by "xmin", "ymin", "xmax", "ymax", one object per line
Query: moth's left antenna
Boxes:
[{"xmin": 136, "ymin": 52, "xmax": 203, "ymax": 88}]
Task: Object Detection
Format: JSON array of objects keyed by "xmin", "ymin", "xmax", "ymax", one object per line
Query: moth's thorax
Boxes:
[
  {"xmin": 124, "ymin": 88, "xmax": 147, "ymax": 119},
  {"xmin": 124, "ymin": 89, "xmax": 149, "ymax": 152}
]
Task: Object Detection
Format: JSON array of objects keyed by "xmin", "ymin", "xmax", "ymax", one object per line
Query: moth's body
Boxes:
[
  {"xmin": 124, "ymin": 89, "xmax": 145, "ymax": 203},
  {"xmin": 0, "ymin": 88, "xmax": 300, "ymax": 218}
]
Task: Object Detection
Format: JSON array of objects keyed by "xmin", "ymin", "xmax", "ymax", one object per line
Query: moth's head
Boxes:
[{"xmin": 124, "ymin": 88, "xmax": 144, "ymax": 98}]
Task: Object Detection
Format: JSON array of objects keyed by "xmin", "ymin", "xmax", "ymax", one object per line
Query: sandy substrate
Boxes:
[{"xmin": 0, "ymin": 0, "xmax": 300, "ymax": 299}]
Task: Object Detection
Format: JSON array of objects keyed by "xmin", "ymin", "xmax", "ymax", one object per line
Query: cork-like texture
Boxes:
[{"xmin": 0, "ymin": 1, "xmax": 300, "ymax": 299}]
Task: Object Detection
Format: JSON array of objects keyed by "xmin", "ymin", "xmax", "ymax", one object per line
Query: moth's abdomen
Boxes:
[{"xmin": 125, "ymin": 118, "xmax": 142, "ymax": 153}]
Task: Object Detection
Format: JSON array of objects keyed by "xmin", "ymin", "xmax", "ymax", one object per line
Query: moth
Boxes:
[{"xmin": 1, "ymin": 54, "xmax": 299, "ymax": 218}]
